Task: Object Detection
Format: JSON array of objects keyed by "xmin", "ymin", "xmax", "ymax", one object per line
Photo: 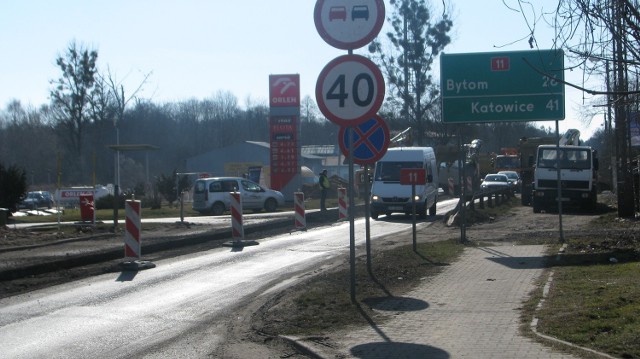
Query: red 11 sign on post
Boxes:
[{"xmin": 400, "ymin": 168, "xmax": 426, "ymax": 185}]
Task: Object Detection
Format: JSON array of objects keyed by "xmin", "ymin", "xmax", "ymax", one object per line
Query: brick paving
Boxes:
[{"xmin": 296, "ymin": 245, "xmax": 583, "ymax": 358}]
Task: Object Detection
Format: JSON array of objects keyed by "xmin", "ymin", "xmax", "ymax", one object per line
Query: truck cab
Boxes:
[{"xmin": 532, "ymin": 145, "xmax": 598, "ymax": 213}]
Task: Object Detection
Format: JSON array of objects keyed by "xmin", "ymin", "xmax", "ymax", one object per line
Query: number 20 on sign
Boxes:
[{"xmin": 316, "ymin": 54, "xmax": 385, "ymax": 127}]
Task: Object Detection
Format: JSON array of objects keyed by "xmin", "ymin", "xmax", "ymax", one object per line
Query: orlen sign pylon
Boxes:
[{"xmin": 269, "ymin": 74, "xmax": 300, "ymax": 203}]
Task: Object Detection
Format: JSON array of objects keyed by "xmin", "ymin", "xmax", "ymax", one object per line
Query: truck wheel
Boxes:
[
  {"xmin": 521, "ymin": 185, "xmax": 532, "ymax": 206},
  {"xmin": 211, "ymin": 202, "xmax": 225, "ymax": 216},
  {"xmin": 532, "ymin": 199, "xmax": 541, "ymax": 213}
]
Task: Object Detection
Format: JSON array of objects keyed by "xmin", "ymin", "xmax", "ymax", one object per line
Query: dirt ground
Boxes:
[
  {"xmin": 1, "ymin": 194, "xmax": 638, "ymax": 358},
  {"xmin": 215, "ymin": 193, "xmax": 640, "ymax": 358}
]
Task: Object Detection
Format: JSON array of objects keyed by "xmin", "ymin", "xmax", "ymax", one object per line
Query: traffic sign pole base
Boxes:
[
  {"xmin": 223, "ymin": 240, "xmax": 259, "ymax": 248},
  {"xmin": 118, "ymin": 260, "xmax": 156, "ymax": 271}
]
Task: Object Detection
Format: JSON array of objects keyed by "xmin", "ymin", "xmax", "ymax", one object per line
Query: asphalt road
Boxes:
[{"xmin": 0, "ymin": 199, "xmax": 459, "ymax": 358}]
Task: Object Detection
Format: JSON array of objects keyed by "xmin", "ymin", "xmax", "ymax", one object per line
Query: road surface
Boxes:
[{"xmin": 0, "ymin": 199, "xmax": 459, "ymax": 358}]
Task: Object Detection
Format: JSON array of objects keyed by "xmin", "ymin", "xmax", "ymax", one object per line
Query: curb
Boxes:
[
  {"xmin": 529, "ymin": 244, "xmax": 617, "ymax": 359},
  {"xmin": 0, "ymin": 206, "xmax": 363, "ymax": 281}
]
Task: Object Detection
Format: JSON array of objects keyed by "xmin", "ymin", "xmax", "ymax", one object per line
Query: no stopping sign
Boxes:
[{"xmin": 338, "ymin": 115, "xmax": 389, "ymax": 165}]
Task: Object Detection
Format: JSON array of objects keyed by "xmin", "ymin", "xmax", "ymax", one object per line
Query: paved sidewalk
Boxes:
[{"xmin": 296, "ymin": 244, "xmax": 582, "ymax": 358}]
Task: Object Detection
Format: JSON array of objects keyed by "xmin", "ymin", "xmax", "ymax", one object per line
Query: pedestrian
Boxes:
[{"xmin": 319, "ymin": 169, "xmax": 330, "ymax": 211}]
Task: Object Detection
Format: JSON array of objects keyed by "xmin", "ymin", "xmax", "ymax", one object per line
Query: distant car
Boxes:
[
  {"xmin": 18, "ymin": 191, "xmax": 54, "ymax": 210},
  {"xmin": 192, "ymin": 177, "xmax": 285, "ymax": 216},
  {"xmin": 497, "ymin": 171, "xmax": 521, "ymax": 192},
  {"xmin": 480, "ymin": 174, "xmax": 511, "ymax": 192}
]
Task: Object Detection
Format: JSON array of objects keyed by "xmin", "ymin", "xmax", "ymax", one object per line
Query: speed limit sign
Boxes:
[{"xmin": 315, "ymin": 54, "xmax": 385, "ymax": 127}]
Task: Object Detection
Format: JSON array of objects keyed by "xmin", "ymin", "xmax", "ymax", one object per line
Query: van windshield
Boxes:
[{"xmin": 374, "ymin": 161, "xmax": 423, "ymax": 182}]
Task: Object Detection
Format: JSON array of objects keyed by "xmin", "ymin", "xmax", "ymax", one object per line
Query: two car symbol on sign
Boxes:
[{"xmin": 329, "ymin": 5, "xmax": 369, "ymax": 21}]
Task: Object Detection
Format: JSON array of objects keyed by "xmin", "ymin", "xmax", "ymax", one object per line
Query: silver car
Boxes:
[
  {"xmin": 480, "ymin": 174, "xmax": 512, "ymax": 191},
  {"xmin": 192, "ymin": 177, "xmax": 285, "ymax": 215},
  {"xmin": 497, "ymin": 170, "xmax": 521, "ymax": 192}
]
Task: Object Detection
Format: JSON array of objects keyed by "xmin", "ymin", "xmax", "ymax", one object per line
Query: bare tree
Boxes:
[
  {"xmin": 49, "ymin": 42, "xmax": 98, "ymax": 183},
  {"xmin": 368, "ymin": 0, "xmax": 453, "ymax": 145},
  {"xmin": 513, "ymin": 0, "xmax": 639, "ymax": 216},
  {"xmin": 0, "ymin": 101, "xmax": 58, "ymax": 187}
]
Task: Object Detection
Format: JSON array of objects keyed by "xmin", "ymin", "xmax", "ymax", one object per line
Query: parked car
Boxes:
[
  {"xmin": 18, "ymin": 191, "xmax": 54, "ymax": 210},
  {"xmin": 497, "ymin": 170, "xmax": 521, "ymax": 192},
  {"xmin": 480, "ymin": 174, "xmax": 511, "ymax": 192},
  {"xmin": 192, "ymin": 177, "xmax": 285, "ymax": 215}
]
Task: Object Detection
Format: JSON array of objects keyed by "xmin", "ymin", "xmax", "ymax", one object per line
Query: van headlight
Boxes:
[
  {"xmin": 414, "ymin": 195, "xmax": 421, "ymax": 201},
  {"xmin": 371, "ymin": 195, "xmax": 381, "ymax": 202}
]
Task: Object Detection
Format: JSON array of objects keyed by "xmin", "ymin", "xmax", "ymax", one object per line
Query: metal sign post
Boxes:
[
  {"xmin": 314, "ymin": 0, "xmax": 386, "ymax": 304},
  {"xmin": 347, "ymin": 127, "xmax": 357, "ymax": 304},
  {"xmin": 400, "ymin": 168, "xmax": 426, "ymax": 252},
  {"xmin": 364, "ymin": 164, "xmax": 372, "ymax": 275},
  {"xmin": 411, "ymin": 183, "xmax": 417, "ymax": 252}
]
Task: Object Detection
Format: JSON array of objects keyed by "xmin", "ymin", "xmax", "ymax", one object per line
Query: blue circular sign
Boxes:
[{"xmin": 338, "ymin": 115, "xmax": 390, "ymax": 165}]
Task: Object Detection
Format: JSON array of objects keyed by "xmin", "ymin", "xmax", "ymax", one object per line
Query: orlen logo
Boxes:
[{"xmin": 270, "ymin": 74, "xmax": 300, "ymax": 107}]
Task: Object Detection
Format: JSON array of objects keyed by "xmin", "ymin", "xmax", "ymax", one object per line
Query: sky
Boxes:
[{"xmin": 0, "ymin": 0, "xmax": 605, "ymax": 139}]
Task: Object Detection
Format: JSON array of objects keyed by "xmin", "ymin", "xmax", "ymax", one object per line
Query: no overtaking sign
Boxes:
[{"xmin": 314, "ymin": 0, "xmax": 385, "ymax": 50}]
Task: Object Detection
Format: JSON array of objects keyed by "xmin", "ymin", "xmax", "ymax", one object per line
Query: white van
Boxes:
[
  {"xmin": 192, "ymin": 177, "xmax": 285, "ymax": 215},
  {"xmin": 370, "ymin": 147, "xmax": 439, "ymax": 219}
]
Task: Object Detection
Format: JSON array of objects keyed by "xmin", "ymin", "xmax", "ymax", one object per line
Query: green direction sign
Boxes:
[{"xmin": 440, "ymin": 50, "xmax": 565, "ymax": 123}]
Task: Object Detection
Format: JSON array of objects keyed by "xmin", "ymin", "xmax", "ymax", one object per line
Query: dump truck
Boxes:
[
  {"xmin": 493, "ymin": 147, "xmax": 520, "ymax": 173},
  {"xmin": 529, "ymin": 129, "xmax": 599, "ymax": 212},
  {"xmin": 518, "ymin": 136, "xmax": 556, "ymax": 205},
  {"xmin": 532, "ymin": 144, "xmax": 599, "ymax": 212}
]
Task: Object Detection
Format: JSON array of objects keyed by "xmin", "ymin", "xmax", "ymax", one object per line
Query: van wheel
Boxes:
[
  {"xmin": 371, "ymin": 211, "xmax": 379, "ymax": 219},
  {"xmin": 429, "ymin": 201, "xmax": 437, "ymax": 216},
  {"xmin": 419, "ymin": 204, "xmax": 427, "ymax": 219},
  {"xmin": 264, "ymin": 198, "xmax": 278, "ymax": 212},
  {"xmin": 211, "ymin": 202, "xmax": 225, "ymax": 216}
]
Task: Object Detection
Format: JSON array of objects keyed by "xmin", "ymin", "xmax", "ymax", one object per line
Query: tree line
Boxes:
[{"xmin": 3, "ymin": 0, "xmax": 630, "ymax": 211}]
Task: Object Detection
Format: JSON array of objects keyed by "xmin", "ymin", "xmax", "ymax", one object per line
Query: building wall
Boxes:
[
  {"xmin": 185, "ymin": 142, "xmax": 271, "ymax": 177},
  {"xmin": 185, "ymin": 141, "xmax": 324, "ymax": 193}
]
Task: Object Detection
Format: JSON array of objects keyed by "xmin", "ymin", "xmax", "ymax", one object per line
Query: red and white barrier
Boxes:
[
  {"xmin": 124, "ymin": 200, "xmax": 141, "ymax": 261},
  {"xmin": 294, "ymin": 192, "xmax": 306, "ymax": 230},
  {"xmin": 448, "ymin": 177, "xmax": 454, "ymax": 195},
  {"xmin": 230, "ymin": 192, "xmax": 244, "ymax": 239},
  {"xmin": 338, "ymin": 187, "xmax": 347, "ymax": 220}
]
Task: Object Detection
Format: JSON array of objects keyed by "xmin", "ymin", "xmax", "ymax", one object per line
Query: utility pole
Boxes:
[{"xmin": 612, "ymin": 0, "xmax": 635, "ymax": 217}]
